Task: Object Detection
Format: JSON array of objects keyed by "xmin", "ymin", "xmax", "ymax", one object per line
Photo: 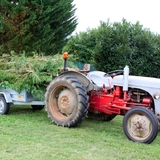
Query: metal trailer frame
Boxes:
[{"xmin": 0, "ymin": 88, "xmax": 44, "ymax": 106}]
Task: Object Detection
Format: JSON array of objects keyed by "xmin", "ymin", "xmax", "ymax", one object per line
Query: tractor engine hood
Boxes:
[{"xmin": 113, "ymin": 75, "xmax": 160, "ymax": 89}]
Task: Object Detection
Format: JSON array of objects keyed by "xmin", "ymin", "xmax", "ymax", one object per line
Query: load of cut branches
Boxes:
[{"xmin": 0, "ymin": 54, "xmax": 68, "ymax": 100}]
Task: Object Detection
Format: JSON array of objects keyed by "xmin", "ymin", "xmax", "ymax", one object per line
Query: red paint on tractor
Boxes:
[{"xmin": 88, "ymin": 86, "xmax": 151, "ymax": 116}]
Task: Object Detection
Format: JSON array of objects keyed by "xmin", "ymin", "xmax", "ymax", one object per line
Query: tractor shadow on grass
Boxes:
[{"xmin": 78, "ymin": 115, "xmax": 124, "ymax": 136}]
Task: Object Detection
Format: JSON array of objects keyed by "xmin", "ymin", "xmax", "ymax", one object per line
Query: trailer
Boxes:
[{"xmin": 0, "ymin": 88, "xmax": 44, "ymax": 114}]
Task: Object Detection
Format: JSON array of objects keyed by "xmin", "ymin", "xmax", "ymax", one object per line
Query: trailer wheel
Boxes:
[
  {"xmin": 31, "ymin": 105, "xmax": 44, "ymax": 110},
  {"xmin": 0, "ymin": 97, "xmax": 10, "ymax": 115},
  {"xmin": 123, "ymin": 107, "xmax": 158, "ymax": 144},
  {"xmin": 88, "ymin": 111, "xmax": 116, "ymax": 121},
  {"xmin": 45, "ymin": 75, "xmax": 89, "ymax": 127}
]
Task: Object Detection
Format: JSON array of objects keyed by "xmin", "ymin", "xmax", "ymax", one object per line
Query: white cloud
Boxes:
[{"xmin": 73, "ymin": 0, "xmax": 160, "ymax": 34}]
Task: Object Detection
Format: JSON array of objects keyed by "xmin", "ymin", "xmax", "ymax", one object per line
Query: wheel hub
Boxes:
[
  {"xmin": 58, "ymin": 89, "xmax": 76, "ymax": 115},
  {"xmin": 130, "ymin": 115, "xmax": 150, "ymax": 138},
  {"xmin": 59, "ymin": 96, "xmax": 69, "ymax": 108}
]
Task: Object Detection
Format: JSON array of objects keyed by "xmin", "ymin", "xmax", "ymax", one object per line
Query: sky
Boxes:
[{"xmin": 73, "ymin": 0, "xmax": 160, "ymax": 34}]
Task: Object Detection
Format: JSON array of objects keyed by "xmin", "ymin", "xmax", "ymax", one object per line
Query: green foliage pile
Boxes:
[
  {"xmin": 0, "ymin": 54, "xmax": 64, "ymax": 100},
  {"xmin": 0, "ymin": 0, "xmax": 77, "ymax": 55},
  {"xmin": 64, "ymin": 19, "xmax": 160, "ymax": 77}
]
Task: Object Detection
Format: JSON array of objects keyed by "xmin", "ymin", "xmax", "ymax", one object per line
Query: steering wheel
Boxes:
[{"xmin": 105, "ymin": 69, "xmax": 123, "ymax": 77}]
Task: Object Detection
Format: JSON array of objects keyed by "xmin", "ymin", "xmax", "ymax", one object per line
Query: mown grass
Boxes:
[{"xmin": 0, "ymin": 105, "xmax": 160, "ymax": 160}]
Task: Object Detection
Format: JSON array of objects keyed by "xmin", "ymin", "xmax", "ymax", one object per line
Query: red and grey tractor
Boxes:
[{"xmin": 45, "ymin": 52, "xmax": 160, "ymax": 144}]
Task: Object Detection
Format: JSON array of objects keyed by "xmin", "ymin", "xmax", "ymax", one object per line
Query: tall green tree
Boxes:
[
  {"xmin": 63, "ymin": 29, "xmax": 97, "ymax": 63},
  {"xmin": 0, "ymin": 0, "xmax": 77, "ymax": 55},
  {"xmin": 93, "ymin": 19, "xmax": 160, "ymax": 77}
]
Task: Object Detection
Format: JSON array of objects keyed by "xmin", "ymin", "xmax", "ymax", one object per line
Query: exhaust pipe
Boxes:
[{"xmin": 123, "ymin": 65, "xmax": 129, "ymax": 91}]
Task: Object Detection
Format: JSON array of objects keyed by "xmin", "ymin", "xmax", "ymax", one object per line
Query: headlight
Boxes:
[{"xmin": 153, "ymin": 92, "xmax": 160, "ymax": 99}]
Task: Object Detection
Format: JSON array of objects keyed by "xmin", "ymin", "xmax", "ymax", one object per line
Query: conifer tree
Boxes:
[{"xmin": 0, "ymin": 0, "xmax": 77, "ymax": 55}]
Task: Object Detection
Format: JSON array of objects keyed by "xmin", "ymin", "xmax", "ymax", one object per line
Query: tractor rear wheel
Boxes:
[
  {"xmin": 45, "ymin": 75, "xmax": 89, "ymax": 127},
  {"xmin": 88, "ymin": 111, "xmax": 116, "ymax": 121},
  {"xmin": 123, "ymin": 107, "xmax": 158, "ymax": 144}
]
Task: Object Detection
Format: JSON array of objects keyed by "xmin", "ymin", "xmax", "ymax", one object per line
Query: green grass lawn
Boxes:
[{"xmin": 0, "ymin": 105, "xmax": 160, "ymax": 160}]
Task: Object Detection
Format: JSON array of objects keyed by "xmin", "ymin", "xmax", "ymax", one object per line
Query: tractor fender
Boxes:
[
  {"xmin": 59, "ymin": 71, "xmax": 94, "ymax": 92},
  {"xmin": 0, "ymin": 92, "xmax": 13, "ymax": 103}
]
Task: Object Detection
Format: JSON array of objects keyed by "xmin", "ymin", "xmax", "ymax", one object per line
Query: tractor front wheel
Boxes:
[
  {"xmin": 45, "ymin": 75, "xmax": 89, "ymax": 127},
  {"xmin": 123, "ymin": 107, "xmax": 158, "ymax": 144}
]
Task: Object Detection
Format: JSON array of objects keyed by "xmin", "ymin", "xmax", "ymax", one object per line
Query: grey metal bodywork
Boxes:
[{"xmin": 87, "ymin": 71, "xmax": 113, "ymax": 89}]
